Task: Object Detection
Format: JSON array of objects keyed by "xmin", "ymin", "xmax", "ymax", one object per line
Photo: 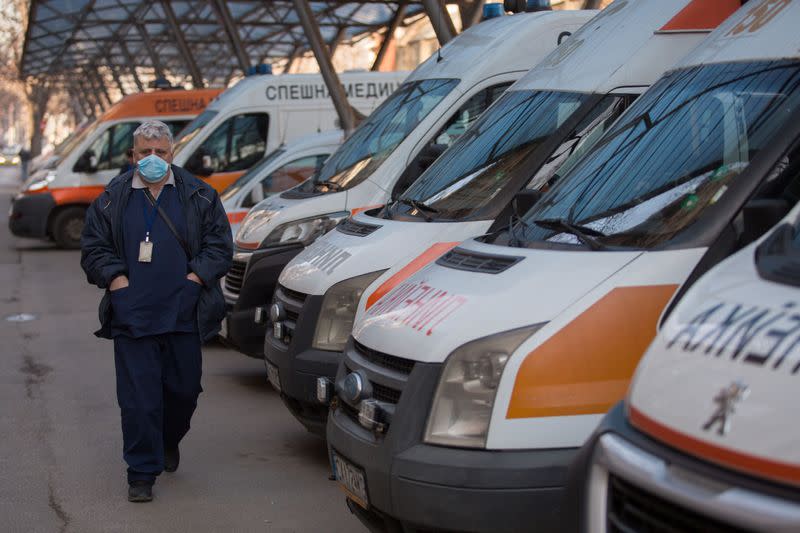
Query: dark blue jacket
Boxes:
[{"xmin": 80, "ymin": 166, "xmax": 233, "ymax": 341}]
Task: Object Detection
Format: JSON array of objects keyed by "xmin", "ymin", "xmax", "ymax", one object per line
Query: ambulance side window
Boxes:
[
  {"xmin": 243, "ymin": 154, "xmax": 327, "ymax": 208},
  {"xmin": 229, "ymin": 113, "xmax": 269, "ymax": 171},
  {"xmin": 104, "ymin": 122, "xmax": 141, "ymax": 170},
  {"xmin": 191, "ymin": 113, "xmax": 269, "ymax": 173}
]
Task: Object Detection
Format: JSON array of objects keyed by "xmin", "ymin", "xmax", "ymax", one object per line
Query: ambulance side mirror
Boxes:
[
  {"xmin": 742, "ymin": 197, "xmax": 790, "ymax": 245},
  {"xmin": 185, "ymin": 152, "xmax": 214, "ymax": 177},
  {"xmin": 74, "ymin": 150, "xmax": 98, "ymax": 173}
]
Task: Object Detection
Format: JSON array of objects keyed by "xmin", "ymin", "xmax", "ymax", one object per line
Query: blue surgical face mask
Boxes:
[{"xmin": 137, "ymin": 154, "xmax": 169, "ymax": 183}]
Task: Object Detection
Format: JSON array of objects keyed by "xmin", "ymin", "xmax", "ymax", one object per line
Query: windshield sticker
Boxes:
[
  {"xmin": 666, "ymin": 300, "xmax": 800, "ymax": 372},
  {"xmin": 366, "ymin": 280, "xmax": 466, "ymax": 336}
]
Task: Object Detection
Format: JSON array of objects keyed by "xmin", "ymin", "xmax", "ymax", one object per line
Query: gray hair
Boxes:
[{"xmin": 133, "ymin": 120, "xmax": 173, "ymax": 147}]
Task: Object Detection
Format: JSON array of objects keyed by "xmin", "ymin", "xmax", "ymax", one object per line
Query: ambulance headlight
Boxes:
[
  {"xmin": 313, "ymin": 270, "xmax": 386, "ymax": 351},
  {"xmin": 424, "ymin": 323, "xmax": 546, "ymax": 448},
  {"xmin": 25, "ymin": 171, "xmax": 56, "ymax": 193},
  {"xmin": 260, "ymin": 212, "xmax": 348, "ymax": 248}
]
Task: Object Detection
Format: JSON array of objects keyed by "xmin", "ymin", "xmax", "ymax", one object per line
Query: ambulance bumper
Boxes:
[
  {"xmin": 264, "ymin": 292, "xmax": 340, "ymax": 436},
  {"xmin": 566, "ymin": 402, "xmax": 800, "ymax": 533},
  {"xmin": 222, "ymin": 244, "xmax": 303, "ymax": 357},
  {"xmin": 326, "ymin": 354, "xmax": 577, "ymax": 533},
  {"xmin": 8, "ymin": 192, "xmax": 54, "ymax": 239}
]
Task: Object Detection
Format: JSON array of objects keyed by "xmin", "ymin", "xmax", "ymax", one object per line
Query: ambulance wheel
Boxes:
[{"xmin": 51, "ymin": 206, "xmax": 86, "ymax": 249}]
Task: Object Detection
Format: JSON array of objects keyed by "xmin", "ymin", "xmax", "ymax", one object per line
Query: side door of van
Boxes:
[
  {"xmin": 183, "ymin": 111, "xmax": 270, "ymax": 193},
  {"xmin": 391, "ymin": 79, "xmax": 513, "ymax": 198}
]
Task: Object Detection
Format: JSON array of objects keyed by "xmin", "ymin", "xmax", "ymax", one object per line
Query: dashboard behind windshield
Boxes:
[
  {"xmin": 292, "ymin": 78, "xmax": 458, "ymax": 195},
  {"xmin": 517, "ymin": 60, "xmax": 800, "ymax": 250}
]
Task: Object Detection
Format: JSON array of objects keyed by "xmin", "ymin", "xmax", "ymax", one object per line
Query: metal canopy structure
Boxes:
[{"xmin": 20, "ymin": 0, "xmax": 430, "ymax": 93}]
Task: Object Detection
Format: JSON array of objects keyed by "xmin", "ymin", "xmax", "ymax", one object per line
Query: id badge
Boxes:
[{"xmin": 138, "ymin": 241, "xmax": 154, "ymax": 263}]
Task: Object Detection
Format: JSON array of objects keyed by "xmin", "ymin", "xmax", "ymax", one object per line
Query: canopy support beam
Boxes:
[
  {"xmin": 136, "ymin": 24, "xmax": 166, "ymax": 79},
  {"xmin": 119, "ymin": 41, "xmax": 145, "ymax": 92},
  {"xmin": 161, "ymin": 0, "xmax": 205, "ymax": 88},
  {"xmin": 212, "ymin": 0, "xmax": 251, "ymax": 73},
  {"xmin": 422, "ymin": 0, "xmax": 456, "ymax": 46},
  {"xmin": 372, "ymin": 1, "xmax": 407, "ymax": 71},
  {"xmin": 292, "ymin": 0, "xmax": 355, "ymax": 135}
]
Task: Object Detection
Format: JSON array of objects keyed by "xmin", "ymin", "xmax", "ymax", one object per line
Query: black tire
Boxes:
[{"xmin": 51, "ymin": 206, "xmax": 86, "ymax": 249}]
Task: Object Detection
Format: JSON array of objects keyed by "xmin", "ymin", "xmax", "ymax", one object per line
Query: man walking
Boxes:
[{"xmin": 80, "ymin": 120, "xmax": 233, "ymax": 502}]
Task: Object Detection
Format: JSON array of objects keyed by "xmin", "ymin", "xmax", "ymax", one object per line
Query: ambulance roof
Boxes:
[
  {"xmin": 98, "ymin": 88, "xmax": 223, "ymax": 122},
  {"xmin": 677, "ymin": 0, "xmax": 800, "ymax": 68},
  {"xmin": 517, "ymin": 0, "xmax": 741, "ymax": 94},
  {"xmin": 206, "ymin": 70, "xmax": 408, "ymax": 111},
  {"xmin": 405, "ymin": 10, "xmax": 597, "ymax": 86}
]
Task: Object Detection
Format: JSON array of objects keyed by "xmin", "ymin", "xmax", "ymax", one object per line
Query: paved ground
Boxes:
[{"xmin": 0, "ymin": 166, "xmax": 361, "ymax": 532}]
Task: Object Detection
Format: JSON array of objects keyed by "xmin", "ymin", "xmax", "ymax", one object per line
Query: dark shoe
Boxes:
[
  {"xmin": 164, "ymin": 446, "xmax": 180, "ymax": 473},
  {"xmin": 128, "ymin": 481, "xmax": 153, "ymax": 502}
]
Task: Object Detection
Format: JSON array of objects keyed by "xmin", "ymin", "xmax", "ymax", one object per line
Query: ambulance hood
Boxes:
[
  {"xmin": 515, "ymin": 0, "xmax": 737, "ymax": 95},
  {"xmin": 279, "ymin": 212, "xmax": 487, "ymax": 295},
  {"xmin": 353, "ymin": 238, "xmax": 641, "ymax": 363},
  {"xmin": 628, "ymin": 233, "xmax": 800, "ymax": 488}
]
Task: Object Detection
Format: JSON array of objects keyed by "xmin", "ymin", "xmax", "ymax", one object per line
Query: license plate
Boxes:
[
  {"xmin": 331, "ymin": 449, "xmax": 369, "ymax": 509},
  {"xmin": 219, "ymin": 317, "xmax": 228, "ymax": 339},
  {"xmin": 266, "ymin": 361, "xmax": 281, "ymax": 392}
]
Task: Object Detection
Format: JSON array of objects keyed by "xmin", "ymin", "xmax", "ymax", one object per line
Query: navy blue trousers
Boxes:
[{"xmin": 114, "ymin": 332, "xmax": 202, "ymax": 484}]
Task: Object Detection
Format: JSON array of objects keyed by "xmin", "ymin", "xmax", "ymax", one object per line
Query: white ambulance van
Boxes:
[
  {"xmin": 220, "ymin": 130, "xmax": 343, "ymax": 237},
  {"xmin": 326, "ymin": 1, "xmax": 800, "ymax": 531},
  {"xmin": 571, "ymin": 191, "xmax": 800, "ymax": 533},
  {"xmin": 224, "ymin": 9, "xmax": 596, "ymax": 357},
  {"xmin": 171, "ymin": 70, "xmax": 405, "ymax": 193},
  {"xmin": 9, "ymin": 88, "xmax": 222, "ymax": 248},
  {"xmin": 269, "ymin": 0, "xmax": 737, "ymax": 435}
]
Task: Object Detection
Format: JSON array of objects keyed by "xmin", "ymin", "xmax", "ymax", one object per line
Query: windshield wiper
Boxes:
[
  {"xmin": 533, "ymin": 217, "xmax": 607, "ymax": 251},
  {"xmin": 395, "ymin": 198, "xmax": 439, "ymax": 221},
  {"xmin": 316, "ymin": 180, "xmax": 342, "ymax": 192}
]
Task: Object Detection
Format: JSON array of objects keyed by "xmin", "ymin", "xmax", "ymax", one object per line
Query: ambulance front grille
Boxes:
[
  {"xmin": 436, "ymin": 248, "xmax": 523, "ymax": 274},
  {"xmin": 225, "ymin": 259, "xmax": 248, "ymax": 295},
  {"xmin": 353, "ymin": 339, "xmax": 415, "ymax": 375},
  {"xmin": 607, "ymin": 475, "xmax": 746, "ymax": 533},
  {"xmin": 336, "ymin": 218, "xmax": 382, "ymax": 237}
]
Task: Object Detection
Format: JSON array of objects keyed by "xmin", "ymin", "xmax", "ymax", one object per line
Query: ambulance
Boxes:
[
  {"xmin": 220, "ymin": 130, "xmax": 343, "ymax": 237},
  {"xmin": 571, "ymin": 184, "xmax": 800, "ymax": 532},
  {"xmin": 269, "ymin": 0, "xmax": 737, "ymax": 435},
  {"xmin": 326, "ymin": 1, "xmax": 800, "ymax": 531},
  {"xmin": 171, "ymin": 70, "xmax": 406, "ymax": 193},
  {"xmin": 225, "ymin": 8, "xmax": 597, "ymax": 358},
  {"xmin": 9, "ymin": 88, "xmax": 221, "ymax": 248}
]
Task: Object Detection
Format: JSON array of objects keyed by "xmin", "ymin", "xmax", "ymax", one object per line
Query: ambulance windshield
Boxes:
[
  {"xmin": 396, "ymin": 90, "xmax": 631, "ymax": 220},
  {"xmin": 173, "ymin": 109, "xmax": 218, "ymax": 154},
  {"xmin": 517, "ymin": 60, "xmax": 800, "ymax": 250},
  {"xmin": 293, "ymin": 78, "xmax": 458, "ymax": 195}
]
